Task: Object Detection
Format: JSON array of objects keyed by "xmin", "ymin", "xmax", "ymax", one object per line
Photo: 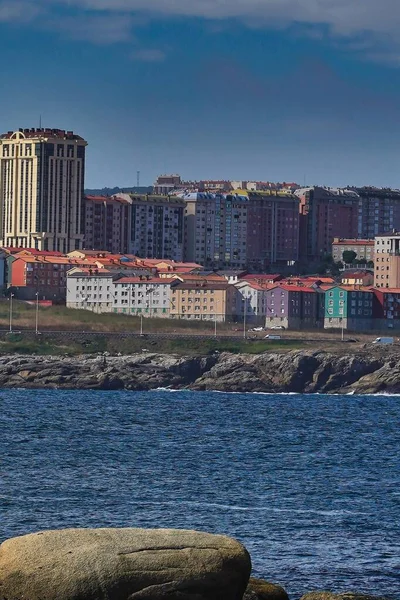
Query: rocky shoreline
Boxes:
[{"xmin": 0, "ymin": 350, "xmax": 400, "ymax": 394}]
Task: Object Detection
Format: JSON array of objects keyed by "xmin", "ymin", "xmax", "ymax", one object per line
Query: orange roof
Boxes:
[
  {"xmin": 4, "ymin": 247, "xmax": 64, "ymax": 256},
  {"xmin": 14, "ymin": 255, "xmax": 100, "ymax": 265},
  {"xmin": 333, "ymin": 239, "xmax": 374, "ymax": 246},
  {"xmin": 327, "ymin": 285, "xmax": 373, "ymax": 292},
  {"xmin": 71, "ymin": 250, "xmax": 111, "ymax": 256},
  {"xmin": 243, "ymin": 274, "xmax": 282, "ymax": 281},
  {"xmin": 176, "ymin": 273, "xmax": 225, "ymax": 282},
  {"xmin": 269, "ymin": 284, "xmax": 318, "ymax": 293}
]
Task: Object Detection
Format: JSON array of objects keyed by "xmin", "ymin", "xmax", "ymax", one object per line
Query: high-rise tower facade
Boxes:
[{"xmin": 0, "ymin": 128, "xmax": 87, "ymax": 252}]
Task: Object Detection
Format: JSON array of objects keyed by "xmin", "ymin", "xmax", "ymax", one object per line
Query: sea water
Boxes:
[{"xmin": 2, "ymin": 390, "xmax": 400, "ymax": 598}]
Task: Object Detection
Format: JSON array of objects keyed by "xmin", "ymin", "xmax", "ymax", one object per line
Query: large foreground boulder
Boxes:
[
  {"xmin": 0, "ymin": 528, "xmax": 251, "ymax": 600},
  {"xmin": 244, "ymin": 577, "xmax": 289, "ymax": 600}
]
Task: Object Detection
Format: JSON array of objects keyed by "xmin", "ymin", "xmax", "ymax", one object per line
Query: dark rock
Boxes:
[
  {"xmin": 243, "ymin": 577, "xmax": 289, "ymax": 600},
  {"xmin": 0, "ymin": 527, "xmax": 251, "ymax": 600},
  {"xmin": 0, "ymin": 350, "xmax": 397, "ymax": 393}
]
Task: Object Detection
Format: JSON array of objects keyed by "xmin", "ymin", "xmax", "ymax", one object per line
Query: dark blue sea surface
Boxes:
[{"xmin": 2, "ymin": 390, "xmax": 400, "ymax": 598}]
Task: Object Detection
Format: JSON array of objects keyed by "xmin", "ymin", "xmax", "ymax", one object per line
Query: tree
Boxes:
[{"xmin": 342, "ymin": 250, "xmax": 357, "ymax": 265}]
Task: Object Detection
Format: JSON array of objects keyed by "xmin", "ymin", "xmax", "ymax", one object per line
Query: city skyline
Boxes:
[{"xmin": 2, "ymin": 2, "xmax": 400, "ymax": 188}]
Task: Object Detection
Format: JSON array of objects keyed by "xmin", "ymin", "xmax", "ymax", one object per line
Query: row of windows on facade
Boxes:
[
  {"xmin": 327, "ymin": 308, "xmax": 371, "ymax": 316},
  {"xmin": 327, "ymin": 299, "xmax": 372, "ymax": 307},
  {"xmin": 2, "ymin": 144, "xmax": 77, "ymax": 158}
]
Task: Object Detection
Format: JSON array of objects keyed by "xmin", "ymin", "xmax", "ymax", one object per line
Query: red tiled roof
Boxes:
[
  {"xmin": 3, "ymin": 247, "xmax": 64, "ymax": 256},
  {"xmin": 333, "ymin": 239, "xmax": 374, "ymax": 246},
  {"xmin": 270, "ymin": 284, "xmax": 318, "ymax": 293}
]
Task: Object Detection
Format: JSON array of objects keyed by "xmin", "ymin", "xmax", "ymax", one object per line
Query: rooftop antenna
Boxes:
[
  {"xmin": 39, "ymin": 115, "xmax": 42, "ymax": 129},
  {"xmin": 137, "ymin": 170, "xmax": 140, "ymax": 189}
]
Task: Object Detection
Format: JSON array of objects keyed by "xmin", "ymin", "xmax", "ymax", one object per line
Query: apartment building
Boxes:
[
  {"xmin": 234, "ymin": 280, "xmax": 266, "ymax": 324},
  {"xmin": 332, "ymin": 238, "xmax": 375, "ymax": 263},
  {"xmin": 116, "ymin": 194, "xmax": 185, "ymax": 260},
  {"xmin": 66, "ymin": 268, "xmax": 115, "ymax": 311},
  {"xmin": 153, "ymin": 174, "xmax": 182, "ymax": 195},
  {"xmin": 324, "ymin": 286, "xmax": 373, "ymax": 331},
  {"xmin": 295, "ymin": 187, "xmax": 359, "ymax": 261},
  {"xmin": 113, "ymin": 277, "xmax": 173, "ymax": 317},
  {"xmin": 372, "ymin": 288, "xmax": 400, "ymax": 330},
  {"xmin": 340, "ymin": 269, "xmax": 374, "ymax": 286},
  {"xmin": 0, "ymin": 128, "xmax": 87, "ymax": 252},
  {"xmin": 170, "ymin": 276, "xmax": 234, "ymax": 321},
  {"xmin": 354, "ymin": 187, "xmax": 400, "ymax": 238},
  {"xmin": 245, "ymin": 190, "xmax": 300, "ymax": 268},
  {"xmin": 84, "ymin": 195, "xmax": 130, "ymax": 254},
  {"xmin": 374, "ymin": 232, "xmax": 400, "ymax": 288},
  {"xmin": 66, "ymin": 270, "xmax": 174, "ymax": 316},
  {"xmin": 265, "ymin": 285, "xmax": 324, "ymax": 329},
  {"xmin": 9, "ymin": 254, "xmax": 100, "ymax": 301},
  {"xmin": 182, "ymin": 192, "xmax": 248, "ymax": 269}
]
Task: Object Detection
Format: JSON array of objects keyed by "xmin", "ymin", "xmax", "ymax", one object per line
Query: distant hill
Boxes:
[{"xmin": 84, "ymin": 186, "xmax": 153, "ymax": 196}]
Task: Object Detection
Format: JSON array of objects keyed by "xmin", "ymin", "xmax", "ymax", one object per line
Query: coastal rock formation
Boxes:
[
  {"xmin": 0, "ymin": 528, "xmax": 251, "ymax": 600},
  {"xmin": 0, "ymin": 349, "xmax": 399, "ymax": 393},
  {"xmin": 300, "ymin": 593, "xmax": 393, "ymax": 600},
  {"xmin": 243, "ymin": 577, "xmax": 289, "ymax": 600}
]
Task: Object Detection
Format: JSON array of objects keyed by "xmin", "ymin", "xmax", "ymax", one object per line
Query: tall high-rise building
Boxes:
[
  {"xmin": 116, "ymin": 193, "xmax": 185, "ymax": 260},
  {"xmin": 295, "ymin": 187, "xmax": 359, "ymax": 261},
  {"xmin": 84, "ymin": 195, "xmax": 131, "ymax": 254},
  {"xmin": 0, "ymin": 128, "xmax": 87, "ymax": 252},
  {"xmin": 246, "ymin": 190, "xmax": 300, "ymax": 269},
  {"xmin": 182, "ymin": 192, "xmax": 248, "ymax": 269}
]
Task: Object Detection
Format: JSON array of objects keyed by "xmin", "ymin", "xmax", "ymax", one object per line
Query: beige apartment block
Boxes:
[
  {"xmin": 0, "ymin": 128, "xmax": 87, "ymax": 253},
  {"xmin": 375, "ymin": 232, "xmax": 400, "ymax": 287},
  {"xmin": 170, "ymin": 279, "xmax": 234, "ymax": 321}
]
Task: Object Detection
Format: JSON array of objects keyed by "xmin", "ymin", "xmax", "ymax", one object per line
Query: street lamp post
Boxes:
[
  {"xmin": 9, "ymin": 293, "xmax": 14, "ymax": 333},
  {"xmin": 243, "ymin": 297, "xmax": 247, "ymax": 339},
  {"xmin": 341, "ymin": 317, "xmax": 344, "ymax": 341},
  {"xmin": 35, "ymin": 292, "xmax": 39, "ymax": 334}
]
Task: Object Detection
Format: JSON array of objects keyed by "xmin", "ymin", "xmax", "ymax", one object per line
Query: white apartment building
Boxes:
[
  {"xmin": 67, "ymin": 269, "xmax": 174, "ymax": 316},
  {"xmin": 116, "ymin": 194, "xmax": 185, "ymax": 261},
  {"xmin": 234, "ymin": 280, "xmax": 267, "ymax": 324},
  {"xmin": 113, "ymin": 277, "xmax": 173, "ymax": 317},
  {"xmin": 181, "ymin": 192, "xmax": 248, "ymax": 269},
  {"xmin": 67, "ymin": 269, "xmax": 115, "ymax": 312},
  {"xmin": 0, "ymin": 128, "xmax": 87, "ymax": 252}
]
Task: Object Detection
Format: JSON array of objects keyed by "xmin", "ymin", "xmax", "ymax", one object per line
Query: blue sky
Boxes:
[{"xmin": 2, "ymin": 0, "xmax": 400, "ymax": 188}]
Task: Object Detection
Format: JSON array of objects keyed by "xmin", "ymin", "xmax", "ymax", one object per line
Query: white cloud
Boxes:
[
  {"xmin": 0, "ymin": 0, "xmax": 41, "ymax": 22},
  {"xmin": 45, "ymin": 0, "xmax": 400, "ymax": 38},
  {"xmin": 7, "ymin": 0, "xmax": 400, "ymax": 61},
  {"xmin": 47, "ymin": 13, "xmax": 135, "ymax": 44}
]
